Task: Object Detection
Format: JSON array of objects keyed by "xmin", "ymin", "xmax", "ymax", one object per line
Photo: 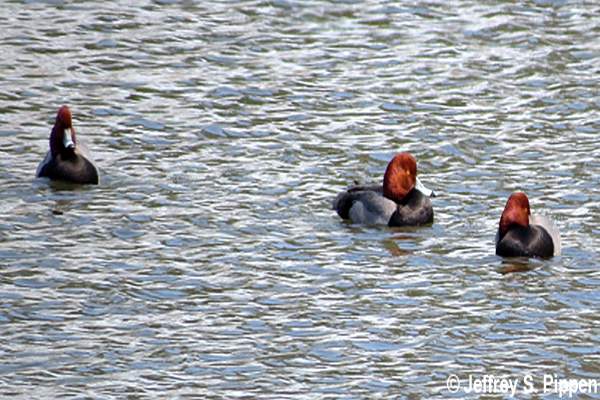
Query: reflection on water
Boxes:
[
  {"xmin": 1, "ymin": 0, "xmax": 599, "ymax": 398},
  {"xmin": 498, "ymin": 258, "xmax": 542, "ymax": 275}
]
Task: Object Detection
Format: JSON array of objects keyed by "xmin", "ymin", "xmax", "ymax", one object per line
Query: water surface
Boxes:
[{"xmin": 1, "ymin": 1, "xmax": 599, "ymax": 398}]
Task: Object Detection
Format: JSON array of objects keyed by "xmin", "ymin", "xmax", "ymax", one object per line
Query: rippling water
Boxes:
[{"xmin": 1, "ymin": 0, "xmax": 599, "ymax": 398}]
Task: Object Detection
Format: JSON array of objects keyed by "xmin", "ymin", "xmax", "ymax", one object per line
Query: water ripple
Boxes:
[{"xmin": 0, "ymin": 0, "xmax": 599, "ymax": 398}]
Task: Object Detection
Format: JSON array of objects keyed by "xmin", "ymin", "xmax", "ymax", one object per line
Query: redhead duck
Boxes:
[
  {"xmin": 333, "ymin": 152, "xmax": 434, "ymax": 226},
  {"xmin": 496, "ymin": 192, "xmax": 561, "ymax": 258},
  {"xmin": 36, "ymin": 106, "xmax": 99, "ymax": 184}
]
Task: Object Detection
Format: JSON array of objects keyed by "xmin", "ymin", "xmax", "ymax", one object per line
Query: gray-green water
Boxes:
[{"xmin": 1, "ymin": 1, "xmax": 599, "ymax": 398}]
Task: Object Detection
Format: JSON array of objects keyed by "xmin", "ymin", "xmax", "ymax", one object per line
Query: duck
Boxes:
[
  {"xmin": 36, "ymin": 106, "xmax": 99, "ymax": 184},
  {"xmin": 333, "ymin": 152, "xmax": 434, "ymax": 226},
  {"xmin": 495, "ymin": 192, "xmax": 561, "ymax": 258}
]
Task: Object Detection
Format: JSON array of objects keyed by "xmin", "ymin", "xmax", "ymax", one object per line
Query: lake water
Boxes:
[{"xmin": 1, "ymin": 1, "xmax": 599, "ymax": 398}]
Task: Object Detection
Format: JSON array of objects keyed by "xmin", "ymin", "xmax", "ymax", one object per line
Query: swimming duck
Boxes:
[
  {"xmin": 333, "ymin": 152, "xmax": 434, "ymax": 226},
  {"xmin": 496, "ymin": 192, "xmax": 561, "ymax": 258},
  {"xmin": 36, "ymin": 106, "xmax": 99, "ymax": 184}
]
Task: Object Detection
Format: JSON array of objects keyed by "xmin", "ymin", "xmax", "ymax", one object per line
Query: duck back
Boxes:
[{"xmin": 333, "ymin": 185, "xmax": 396, "ymax": 225}]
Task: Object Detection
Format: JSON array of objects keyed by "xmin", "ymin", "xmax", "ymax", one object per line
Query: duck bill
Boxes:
[
  {"xmin": 415, "ymin": 177, "xmax": 435, "ymax": 197},
  {"xmin": 63, "ymin": 128, "xmax": 75, "ymax": 149}
]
